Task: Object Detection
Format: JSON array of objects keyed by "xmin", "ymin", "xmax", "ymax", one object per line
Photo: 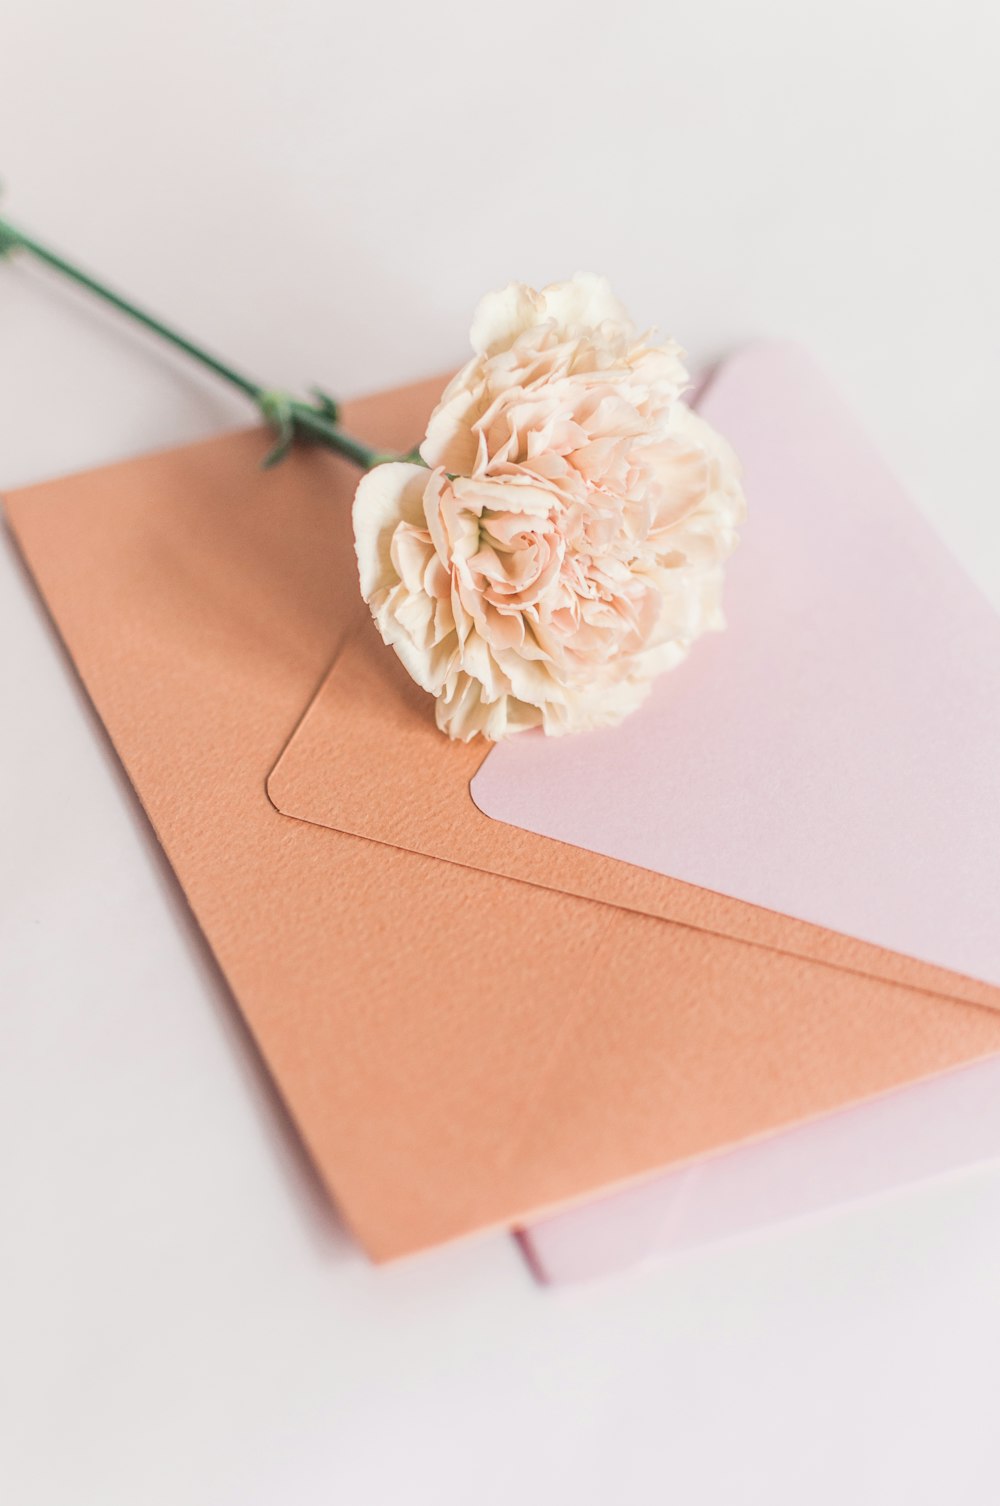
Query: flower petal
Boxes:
[
  {"xmin": 540, "ymin": 272, "xmax": 632, "ymax": 336},
  {"xmin": 352, "ymin": 463, "xmax": 429, "ymax": 601},
  {"xmin": 469, "ymin": 282, "xmax": 545, "ymax": 357}
]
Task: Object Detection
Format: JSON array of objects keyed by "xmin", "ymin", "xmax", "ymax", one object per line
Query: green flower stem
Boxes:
[{"xmin": 0, "ymin": 214, "xmax": 411, "ymax": 472}]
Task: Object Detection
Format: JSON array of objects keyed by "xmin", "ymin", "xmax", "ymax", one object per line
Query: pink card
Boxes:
[
  {"xmin": 472, "ymin": 343, "xmax": 1000, "ymax": 989},
  {"xmin": 471, "ymin": 343, "xmax": 1000, "ymax": 1279}
]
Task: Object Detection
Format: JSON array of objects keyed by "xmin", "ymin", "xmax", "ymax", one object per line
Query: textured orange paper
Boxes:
[{"xmin": 6, "ymin": 375, "xmax": 1000, "ymax": 1260}]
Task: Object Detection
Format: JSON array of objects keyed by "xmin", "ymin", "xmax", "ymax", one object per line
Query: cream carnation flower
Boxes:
[{"xmin": 353, "ymin": 273, "xmax": 745, "ymax": 741}]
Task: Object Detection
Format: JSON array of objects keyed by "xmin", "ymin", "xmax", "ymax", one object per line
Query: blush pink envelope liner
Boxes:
[{"xmin": 472, "ymin": 343, "xmax": 1000, "ymax": 990}]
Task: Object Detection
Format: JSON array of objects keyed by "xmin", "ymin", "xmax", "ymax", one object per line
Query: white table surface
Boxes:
[{"xmin": 2, "ymin": 2, "xmax": 999, "ymax": 1501}]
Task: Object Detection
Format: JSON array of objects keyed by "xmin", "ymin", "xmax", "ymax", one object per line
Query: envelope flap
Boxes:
[{"xmin": 267, "ymin": 618, "xmax": 1000, "ymax": 1013}]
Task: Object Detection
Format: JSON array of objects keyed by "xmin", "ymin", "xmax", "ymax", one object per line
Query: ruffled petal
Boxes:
[
  {"xmin": 469, "ymin": 282, "xmax": 545, "ymax": 357},
  {"xmin": 540, "ymin": 272, "xmax": 632, "ymax": 337},
  {"xmin": 352, "ymin": 463, "xmax": 430, "ymax": 600}
]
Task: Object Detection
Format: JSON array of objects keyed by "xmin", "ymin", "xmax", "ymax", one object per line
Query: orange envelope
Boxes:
[{"xmin": 6, "ymin": 350, "xmax": 1000, "ymax": 1261}]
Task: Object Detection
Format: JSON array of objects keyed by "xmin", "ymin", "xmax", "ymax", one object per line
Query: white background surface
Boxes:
[{"xmin": 2, "ymin": 1, "xmax": 1000, "ymax": 1501}]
